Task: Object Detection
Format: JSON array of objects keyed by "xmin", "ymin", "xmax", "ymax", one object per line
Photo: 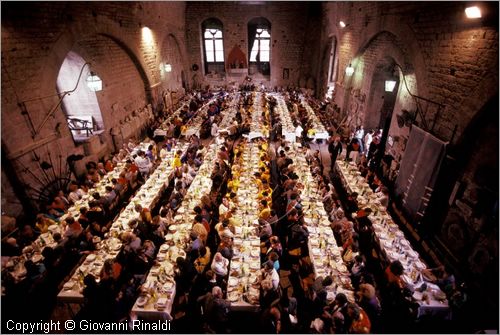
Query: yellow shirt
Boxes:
[
  {"xmin": 259, "ymin": 207, "xmax": 271, "ymax": 220},
  {"xmin": 172, "ymin": 155, "xmax": 182, "ymax": 168}
]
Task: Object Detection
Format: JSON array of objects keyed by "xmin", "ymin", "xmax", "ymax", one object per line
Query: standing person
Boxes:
[
  {"xmin": 328, "ymin": 136, "xmax": 343, "ymax": 171},
  {"xmin": 354, "ymin": 126, "xmax": 365, "ymax": 154},
  {"xmin": 363, "ymin": 130, "xmax": 374, "ymax": 157}
]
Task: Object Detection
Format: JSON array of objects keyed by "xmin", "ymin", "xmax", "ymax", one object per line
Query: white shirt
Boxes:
[
  {"xmin": 211, "ymin": 123, "xmax": 219, "ymax": 137},
  {"xmin": 295, "ymin": 125, "xmax": 303, "ymax": 138},
  {"xmin": 364, "ymin": 133, "xmax": 373, "ymax": 149},
  {"xmin": 135, "ymin": 156, "xmax": 152, "ymax": 174},
  {"xmin": 355, "ymin": 129, "xmax": 364, "ymax": 141},
  {"xmin": 211, "ymin": 256, "xmax": 229, "ymax": 276},
  {"xmin": 160, "ymin": 148, "xmax": 169, "ymax": 160}
]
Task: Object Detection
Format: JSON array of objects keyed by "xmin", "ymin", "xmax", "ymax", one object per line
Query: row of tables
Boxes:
[
  {"xmin": 272, "ymin": 93, "xmax": 355, "ymax": 303},
  {"xmin": 225, "ymin": 92, "xmax": 271, "ymax": 311},
  {"xmin": 57, "ymin": 95, "xmax": 221, "ymax": 305},
  {"xmin": 335, "ymin": 160, "xmax": 451, "ymax": 318},
  {"xmin": 130, "ymin": 92, "xmax": 242, "ymax": 320},
  {"xmin": 4, "ymin": 141, "xmax": 152, "ymax": 285}
]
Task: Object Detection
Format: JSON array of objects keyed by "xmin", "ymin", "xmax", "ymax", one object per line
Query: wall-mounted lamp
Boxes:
[
  {"xmin": 86, "ymin": 71, "xmax": 102, "ymax": 92},
  {"xmin": 164, "ymin": 64, "xmax": 172, "ymax": 72},
  {"xmin": 345, "ymin": 64, "xmax": 354, "ymax": 76},
  {"xmin": 465, "ymin": 6, "xmax": 481, "ymax": 18},
  {"xmin": 384, "ymin": 80, "xmax": 397, "ymax": 92},
  {"xmin": 339, "ymin": 21, "xmax": 347, "ymax": 28}
]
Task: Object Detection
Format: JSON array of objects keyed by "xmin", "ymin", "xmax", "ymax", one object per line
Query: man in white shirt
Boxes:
[
  {"xmin": 68, "ymin": 182, "xmax": 86, "ymax": 204},
  {"xmin": 364, "ymin": 130, "xmax": 373, "ymax": 157},
  {"xmin": 295, "ymin": 124, "xmax": 303, "ymax": 142},
  {"xmin": 354, "ymin": 126, "xmax": 365, "ymax": 153},
  {"xmin": 134, "ymin": 150, "xmax": 152, "ymax": 178}
]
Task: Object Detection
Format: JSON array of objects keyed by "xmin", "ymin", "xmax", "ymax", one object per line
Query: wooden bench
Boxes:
[{"xmin": 67, "ymin": 116, "xmax": 93, "ymax": 137}]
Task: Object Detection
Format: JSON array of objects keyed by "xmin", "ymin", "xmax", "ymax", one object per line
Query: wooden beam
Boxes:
[{"xmin": 6, "ymin": 132, "xmax": 59, "ymax": 160}]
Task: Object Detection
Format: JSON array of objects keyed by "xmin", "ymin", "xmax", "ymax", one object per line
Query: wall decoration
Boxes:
[{"xmin": 283, "ymin": 68, "xmax": 289, "ymax": 80}]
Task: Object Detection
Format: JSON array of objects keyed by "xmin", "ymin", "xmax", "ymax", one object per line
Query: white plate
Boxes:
[
  {"xmin": 228, "ymin": 277, "xmax": 239, "ymax": 287},
  {"xmin": 136, "ymin": 296, "xmax": 148, "ymax": 308},
  {"xmin": 86, "ymin": 254, "xmax": 96, "ymax": 262}
]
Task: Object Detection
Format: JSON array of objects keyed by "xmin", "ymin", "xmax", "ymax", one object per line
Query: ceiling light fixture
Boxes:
[
  {"xmin": 345, "ymin": 64, "xmax": 354, "ymax": 76},
  {"xmin": 465, "ymin": 6, "xmax": 481, "ymax": 18}
]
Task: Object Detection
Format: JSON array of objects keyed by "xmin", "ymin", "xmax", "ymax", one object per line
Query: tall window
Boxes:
[
  {"xmin": 249, "ymin": 29, "xmax": 270, "ymax": 62},
  {"xmin": 326, "ymin": 37, "xmax": 338, "ymax": 99},
  {"xmin": 57, "ymin": 51, "xmax": 104, "ymax": 143},
  {"xmin": 202, "ymin": 18, "xmax": 225, "ymax": 75},
  {"xmin": 248, "ymin": 17, "xmax": 271, "ymax": 76}
]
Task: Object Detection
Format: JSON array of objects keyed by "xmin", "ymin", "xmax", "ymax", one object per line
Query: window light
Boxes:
[
  {"xmin": 385, "ymin": 80, "xmax": 397, "ymax": 92},
  {"xmin": 86, "ymin": 72, "xmax": 102, "ymax": 92},
  {"xmin": 345, "ymin": 64, "xmax": 354, "ymax": 76},
  {"xmin": 339, "ymin": 21, "xmax": 347, "ymax": 28}
]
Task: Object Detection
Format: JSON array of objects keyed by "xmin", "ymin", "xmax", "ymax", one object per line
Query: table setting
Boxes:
[{"xmin": 335, "ymin": 160, "xmax": 450, "ymax": 317}]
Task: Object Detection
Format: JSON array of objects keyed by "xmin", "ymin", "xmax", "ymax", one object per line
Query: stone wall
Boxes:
[
  {"xmin": 185, "ymin": 2, "xmax": 322, "ymax": 90},
  {"xmin": 319, "ymin": 2, "xmax": 498, "ymax": 309},
  {"xmin": 1, "ymin": 2, "xmax": 187, "ymax": 214}
]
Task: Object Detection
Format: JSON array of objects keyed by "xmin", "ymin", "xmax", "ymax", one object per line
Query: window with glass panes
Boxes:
[
  {"xmin": 204, "ymin": 29, "xmax": 224, "ymax": 63},
  {"xmin": 249, "ymin": 29, "xmax": 270, "ymax": 62}
]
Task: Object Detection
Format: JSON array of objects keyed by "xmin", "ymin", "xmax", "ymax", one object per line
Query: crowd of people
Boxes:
[{"xmin": 1, "ymin": 86, "xmax": 470, "ymax": 334}]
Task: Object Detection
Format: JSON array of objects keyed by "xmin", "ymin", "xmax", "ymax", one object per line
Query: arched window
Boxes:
[
  {"xmin": 202, "ymin": 18, "xmax": 225, "ymax": 75},
  {"xmin": 326, "ymin": 36, "xmax": 338, "ymax": 99},
  {"xmin": 56, "ymin": 51, "xmax": 104, "ymax": 143},
  {"xmin": 248, "ymin": 17, "xmax": 271, "ymax": 76}
]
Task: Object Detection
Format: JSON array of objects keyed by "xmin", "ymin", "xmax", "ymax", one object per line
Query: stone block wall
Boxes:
[
  {"xmin": 185, "ymin": 2, "xmax": 322, "ymax": 89},
  {"xmin": 1, "ymin": 2, "xmax": 187, "ymax": 214},
  {"xmin": 319, "ymin": 2, "xmax": 498, "ymax": 312}
]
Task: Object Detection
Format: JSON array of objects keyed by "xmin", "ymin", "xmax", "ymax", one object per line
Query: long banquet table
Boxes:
[
  {"xmin": 335, "ymin": 160, "xmax": 450, "ymax": 319},
  {"xmin": 130, "ymin": 93, "xmax": 241, "ymax": 320}
]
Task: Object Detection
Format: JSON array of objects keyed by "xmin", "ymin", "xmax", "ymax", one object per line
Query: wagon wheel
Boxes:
[{"xmin": 36, "ymin": 177, "xmax": 73, "ymax": 209}]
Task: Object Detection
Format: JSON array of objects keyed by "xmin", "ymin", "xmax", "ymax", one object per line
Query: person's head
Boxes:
[
  {"xmin": 134, "ymin": 204, "xmax": 143, "ymax": 212},
  {"xmin": 287, "ymin": 208, "xmax": 299, "ymax": 221},
  {"xmin": 105, "ymin": 186, "xmax": 113, "ymax": 193},
  {"xmin": 390, "ymin": 260, "xmax": 404, "ymax": 276},
  {"xmin": 176, "ymin": 256, "xmax": 186, "ymax": 267},
  {"xmin": 347, "ymin": 303, "xmax": 361, "ymax": 320},
  {"xmin": 322, "ymin": 276, "xmax": 333, "ymax": 287},
  {"xmin": 65, "ymin": 216, "xmax": 75, "ymax": 226},
  {"xmin": 212, "ymin": 286, "xmax": 223, "ymax": 299},
  {"xmin": 359, "ymin": 283, "xmax": 376, "ymax": 299},
  {"xmin": 264, "ymin": 260, "xmax": 274, "ymax": 272},
  {"xmin": 53, "ymin": 232, "xmax": 62, "ymax": 243},
  {"xmin": 354, "ymin": 255, "xmax": 363, "ymax": 264},
  {"xmin": 317, "ymin": 289, "xmax": 328, "ymax": 302},
  {"xmin": 268, "ymin": 252, "xmax": 279, "ymax": 262},
  {"xmin": 335, "ymin": 293, "xmax": 348, "ymax": 306},
  {"xmin": 190, "ymin": 231, "xmax": 199, "ymax": 241},
  {"xmin": 214, "ymin": 252, "xmax": 224, "ymax": 262}
]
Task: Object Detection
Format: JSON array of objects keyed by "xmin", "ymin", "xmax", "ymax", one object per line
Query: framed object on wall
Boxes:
[{"xmin": 283, "ymin": 68, "xmax": 289, "ymax": 80}]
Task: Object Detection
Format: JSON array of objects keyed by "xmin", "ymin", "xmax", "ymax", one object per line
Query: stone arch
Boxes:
[
  {"xmin": 345, "ymin": 31, "xmax": 412, "ymax": 133},
  {"xmin": 453, "ymin": 72, "xmax": 499, "ymax": 144},
  {"xmin": 159, "ymin": 33, "xmax": 186, "ymax": 91},
  {"xmin": 99, "ymin": 33, "xmax": 152, "ymax": 105},
  {"xmin": 319, "ymin": 34, "xmax": 340, "ymax": 99},
  {"xmin": 358, "ymin": 19, "xmax": 430, "ymax": 99}
]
